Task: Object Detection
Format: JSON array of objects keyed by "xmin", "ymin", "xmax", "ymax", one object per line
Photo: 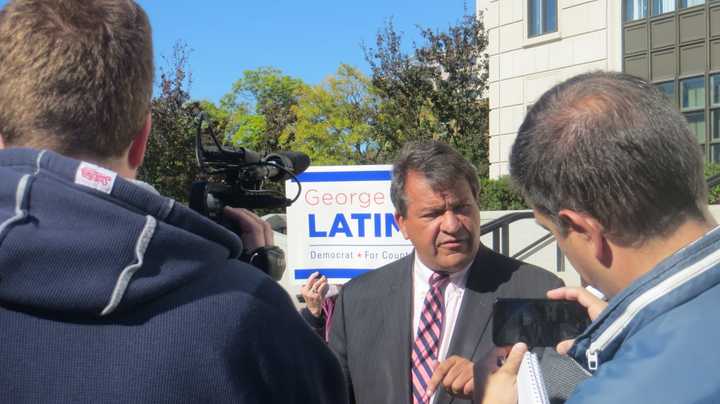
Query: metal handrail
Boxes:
[
  {"xmin": 708, "ymin": 174, "xmax": 720, "ymax": 189},
  {"xmin": 512, "ymin": 232, "xmax": 554, "ymax": 260},
  {"xmin": 480, "ymin": 211, "xmax": 534, "ymax": 235},
  {"xmin": 480, "ymin": 210, "xmax": 565, "ymax": 272}
]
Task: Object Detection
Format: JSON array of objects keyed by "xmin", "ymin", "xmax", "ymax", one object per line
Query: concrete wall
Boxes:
[
  {"xmin": 478, "ymin": 210, "xmax": 581, "ymax": 287},
  {"xmin": 478, "ymin": 0, "xmax": 623, "ymax": 178}
]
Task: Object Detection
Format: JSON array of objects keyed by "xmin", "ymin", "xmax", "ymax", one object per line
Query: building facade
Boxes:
[
  {"xmin": 480, "ymin": 0, "xmax": 720, "ymax": 177},
  {"xmin": 623, "ymin": 0, "xmax": 720, "ymax": 161}
]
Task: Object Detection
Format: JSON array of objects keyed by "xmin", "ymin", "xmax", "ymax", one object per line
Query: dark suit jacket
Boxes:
[{"xmin": 328, "ymin": 245, "xmax": 564, "ymax": 404}]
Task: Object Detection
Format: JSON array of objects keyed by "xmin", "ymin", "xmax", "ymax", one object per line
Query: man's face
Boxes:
[
  {"xmin": 533, "ymin": 209, "xmax": 618, "ymax": 296},
  {"xmin": 396, "ymin": 171, "xmax": 481, "ymax": 273}
]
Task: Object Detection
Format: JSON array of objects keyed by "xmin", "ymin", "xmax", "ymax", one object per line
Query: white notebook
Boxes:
[{"xmin": 517, "ymin": 352, "xmax": 550, "ymax": 404}]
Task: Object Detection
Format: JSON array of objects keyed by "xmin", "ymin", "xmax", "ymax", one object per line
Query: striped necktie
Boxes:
[{"xmin": 411, "ymin": 271, "xmax": 450, "ymax": 404}]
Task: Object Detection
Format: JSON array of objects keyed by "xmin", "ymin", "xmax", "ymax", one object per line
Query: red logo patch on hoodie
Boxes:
[{"xmin": 75, "ymin": 162, "xmax": 117, "ymax": 194}]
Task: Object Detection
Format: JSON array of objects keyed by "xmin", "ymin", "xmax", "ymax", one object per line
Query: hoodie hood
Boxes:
[{"xmin": 0, "ymin": 148, "xmax": 242, "ymax": 317}]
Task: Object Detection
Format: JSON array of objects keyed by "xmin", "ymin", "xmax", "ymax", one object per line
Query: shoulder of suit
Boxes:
[
  {"xmin": 476, "ymin": 247, "xmax": 564, "ymax": 287},
  {"xmin": 512, "ymin": 261, "xmax": 563, "ymax": 286}
]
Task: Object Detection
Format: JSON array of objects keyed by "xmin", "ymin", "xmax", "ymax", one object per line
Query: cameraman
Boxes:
[{"xmin": 0, "ymin": 1, "xmax": 345, "ymax": 403}]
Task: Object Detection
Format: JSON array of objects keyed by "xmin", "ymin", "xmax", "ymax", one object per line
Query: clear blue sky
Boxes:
[{"xmin": 0, "ymin": 0, "xmax": 474, "ymax": 103}]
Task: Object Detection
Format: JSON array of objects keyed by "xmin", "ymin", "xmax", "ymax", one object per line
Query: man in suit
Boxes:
[{"xmin": 329, "ymin": 140, "xmax": 563, "ymax": 404}]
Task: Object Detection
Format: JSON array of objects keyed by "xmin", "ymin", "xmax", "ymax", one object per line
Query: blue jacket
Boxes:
[
  {"xmin": 0, "ymin": 148, "xmax": 346, "ymax": 403},
  {"xmin": 567, "ymin": 225, "xmax": 720, "ymax": 403}
]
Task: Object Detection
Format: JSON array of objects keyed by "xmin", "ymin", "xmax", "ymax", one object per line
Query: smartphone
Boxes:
[{"xmin": 492, "ymin": 298, "xmax": 591, "ymax": 347}]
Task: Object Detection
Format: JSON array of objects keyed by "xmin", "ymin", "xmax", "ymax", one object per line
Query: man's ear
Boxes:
[
  {"xmin": 127, "ymin": 113, "xmax": 151, "ymax": 170},
  {"xmin": 395, "ymin": 211, "xmax": 409, "ymax": 240},
  {"xmin": 558, "ymin": 209, "xmax": 612, "ymax": 267},
  {"xmin": 0, "ymin": 134, "xmax": 5, "ymax": 149}
]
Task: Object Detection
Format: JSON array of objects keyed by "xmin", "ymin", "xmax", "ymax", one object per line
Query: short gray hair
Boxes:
[
  {"xmin": 510, "ymin": 71, "xmax": 707, "ymax": 245},
  {"xmin": 390, "ymin": 140, "xmax": 479, "ymax": 217}
]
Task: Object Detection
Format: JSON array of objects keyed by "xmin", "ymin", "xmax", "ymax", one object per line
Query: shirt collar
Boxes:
[{"xmin": 413, "ymin": 252, "xmax": 471, "ymax": 288}]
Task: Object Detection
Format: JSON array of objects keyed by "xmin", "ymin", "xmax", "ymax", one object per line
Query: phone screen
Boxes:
[{"xmin": 492, "ymin": 298, "xmax": 591, "ymax": 347}]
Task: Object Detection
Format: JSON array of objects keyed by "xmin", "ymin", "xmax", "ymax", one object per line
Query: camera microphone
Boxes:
[{"xmin": 261, "ymin": 151, "xmax": 311, "ymax": 181}]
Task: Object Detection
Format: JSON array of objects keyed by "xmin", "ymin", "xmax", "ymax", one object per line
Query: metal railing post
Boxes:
[
  {"xmin": 556, "ymin": 244, "xmax": 565, "ymax": 272},
  {"xmin": 501, "ymin": 224, "xmax": 510, "ymax": 256}
]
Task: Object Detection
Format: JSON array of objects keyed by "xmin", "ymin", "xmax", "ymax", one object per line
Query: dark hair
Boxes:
[
  {"xmin": 0, "ymin": 0, "xmax": 154, "ymax": 159},
  {"xmin": 510, "ymin": 71, "xmax": 707, "ymax": 245},
  {"xmin": 391, "ymin": 140, "xmax": 479, "ymax": 216}
]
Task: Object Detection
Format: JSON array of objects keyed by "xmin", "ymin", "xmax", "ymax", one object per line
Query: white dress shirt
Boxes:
[{"xmin": 411, "ymin": 253, "xmax": 470, "ymax": 364}]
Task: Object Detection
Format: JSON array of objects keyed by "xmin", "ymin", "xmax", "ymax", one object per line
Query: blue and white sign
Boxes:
[{"xmin": 286, "ymin": 165, "xmax": 414, "ymax": 284}]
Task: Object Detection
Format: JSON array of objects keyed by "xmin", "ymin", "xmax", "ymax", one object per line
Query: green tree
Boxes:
[
  {"xmin": 287, "ymin": 65, "xmax": 385, "ymax": 164},
  {"xmin": 138, "ymin": 43, "xmax": 198, "ymax": 203},
  {"xmin": 705, "ymin": 162, "xmax": 720, "ymax": 204},
  {"xmin": 365, "ymin": 13, "xmax": 490, "ymax": 175},
  {"xmin": 218, "ymin": 67, "xmax": 304, "ymax": 154},
  {"xmin": 479, "ymin": 176, "xmax": 528, "ymax": 210}
]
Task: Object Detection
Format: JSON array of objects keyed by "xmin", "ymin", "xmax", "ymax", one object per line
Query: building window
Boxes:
[
  {"xmin": 681, "ymin": 77, "xmax": 705, "ymax": 111},
  {"xmin": 680, "ymin": 0, "xmax": 704, "ymax": 9},
  {"xmin": 686, "ymin": 111, "xmax": 706, "ymax": 148},
  {"xmin": 657, "ymin": 81, "xmax": 676, "ymax": 106},
  {"xmin": 711, "ymin": 75, "xmax": 720, "ymax": 106},
  {"xmin": 528, "ymin": 0, "xmax": 558, "ymax": 38},
  {"xmin": 625, "ymin": 0, "xmax": 648, "ymax": 21},
  {"xmin": 711, "ymin": 74, "xmax": 720, "ymax": 161},
  {"xmin": 710, "ymin": 109, "xmax": 720, "ymax": 161},
  {"xmin": 712, "ymin": 143, "xmax": 720, "ymax": 163},
  {"xmin": 681, "ymin": 77, "xmax": 706, "ymax": 151},
  {"xmin": 652, "ymin": 0, "xmax": 675, "ymax": 15}
]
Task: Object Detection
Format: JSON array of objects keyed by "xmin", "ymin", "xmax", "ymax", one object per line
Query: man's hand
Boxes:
[
  {"xmin": 427, "ymin": 356, "xmax": 475, "ymax": 399},
  {"xmin": 476, "ymin": 343, "xmax": 528, "ymax": 404},
  {"xmin": 300, "ymin": 271, "xmax": 329, "ymax": 318},
  {"xmin": 547, "ymin": 287, "xmax": 608, "ymax": 354},
  {"xmin": 223, "ymin": 207, "xmax": 274, "ymax": 251}
]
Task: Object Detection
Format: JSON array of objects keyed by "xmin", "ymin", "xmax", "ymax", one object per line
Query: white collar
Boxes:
[{"xmin": 413, "ymin": 252, "xmax": 471, "ymax": 288}]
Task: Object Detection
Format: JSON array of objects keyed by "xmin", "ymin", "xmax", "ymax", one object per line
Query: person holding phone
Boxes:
[{"xmin": 478, "ymin": 71, "xmax": 720, "ymax": 403}]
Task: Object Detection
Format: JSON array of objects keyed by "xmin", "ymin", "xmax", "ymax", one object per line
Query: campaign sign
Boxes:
[{"xmin": 286, "ymin": 165, "xmax": 413, "ymax": 284}]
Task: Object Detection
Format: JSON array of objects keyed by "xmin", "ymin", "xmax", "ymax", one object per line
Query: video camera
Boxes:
[
  {"xmin": 188, "ymin": 108, "xmax": 310, "ymax": 280},
  {"xmin": 189, "ymin": 111, "xmax": 309, "ymax": 219}
]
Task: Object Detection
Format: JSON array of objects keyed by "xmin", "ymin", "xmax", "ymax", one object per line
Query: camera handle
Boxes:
[{"xmin": 189, "ymin": 180, "xmax": 287, "ymax": 281}]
